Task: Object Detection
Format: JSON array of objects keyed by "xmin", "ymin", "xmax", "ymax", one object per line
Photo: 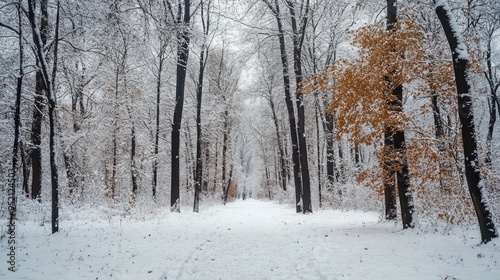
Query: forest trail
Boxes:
[{"xmin": 3, "ymin": 200, "xmax": 499, "ymax": 280}]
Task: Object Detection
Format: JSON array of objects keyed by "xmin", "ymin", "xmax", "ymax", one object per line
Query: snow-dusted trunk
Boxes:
[
  {"xmin": 27, "ymin": 0, "xmax": 59, "ymax": 233},
  {"xmin": 383, "ymin": 0, "xmax": 398, "ymax": 221},
  {"xmin": 171, "ymin": 0, "xmax": 191, "ymax": 212},
  {"xmin": 264, "ymin": 0, "xmax": 303, "ymax": 213},
  {"xmin": 392, "ymin": 84, "xmax": 415, "ymax": 229},
  {"xmin": 269, "ymin": 96, "xmax": 287, "ymax": 192},
  {"xmin": 484, "ymin": 37, "xmax": 498, "ymax": 165},
  {"xmin": 288, "ymin": 0, "xmax": 312, "ymax": 214},
  {"xmin": 193, "ymin": 44, "xmax": 206, "ymax": 212},
  {"xmin": 315, "ymin": 96, "xmax": 322, "ymax": 208},
  {"xmin": 222, "ymin": 107, "xmax": 229, "ymax": 205},
  {"xmin": 10, "ymin": 2, "xmax": 24, "ymax": 226},
  {"xmin": 130, "ymin": 124, "xmax": 138, "ymax": 195},
  {"xmin": 380, "ymin": 0, "xmax": 416, "ymax": 227},
  {"xmin": 324, "ymin": 111, "xmax": 338, "ymax": 192},
  {"xmin": 29, "ymin": 0, "xmax": 48, "ymax": 201},
  {"xmin": 152, "ymin": 52, "xmax": 164, "ymax": 200},
  {"xmin": 434, "ymin": 0, "xmax": 498, "ymax": 243},
  {"xmin": 194, "ymin": 0, "xmax": 210, "ymax": 213}
]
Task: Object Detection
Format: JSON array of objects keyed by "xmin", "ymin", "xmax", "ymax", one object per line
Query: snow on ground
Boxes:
[{"xmin": 1, "ymin": 199, "xmax": 499, "ymax": 280}]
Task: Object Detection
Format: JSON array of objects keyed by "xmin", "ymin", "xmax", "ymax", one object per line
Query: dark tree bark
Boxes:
[
  {"xmin": 265, "ymin": 166, "xmax": 272, "ymax": 199},
  {"xmin": 392, "ymin": 85, "xmax": 415, "ymax": 228},
  {"xmin": 383, "ymin": 137, "xmax": 397, "ymax": 220},
  {"xmin": 315, "ymin": 95, "xmax": 322, "ymax": 208},
  {"xmin": 287, "ymin": 0, "xmax": 312, "ymax": 214},
  {"xmin": 430, "ymin": 82, "xmax": 448, "ymax": 190},
  {"xmin": 431, "ymin": 93, "xmax": 445, "ymax": 139},
  {"xmin": 194, "ymin": 0, "xmax": 210, "ymax": 213},
  {"xmin": 9, "ymin": 2, "xmax": 24, "ymax": 226},
  {"xmin": 222, "ymin": 108, "xmax": 229, "ymax": 205},
  {"xmin": 111, "ymin": 46, "xmax": 126, "ymax": 200},
  {"xmin": 435, "ymin": 0, "xmax": 498, "ymax": 243},
  {"xmin": 383, "ymin": 0, "xmax": 398, "ymax": 221},
  {"xmin": 203, "ymin": 141, "xmax": 210, "ymax": 192},
  {"xmin": 21, "ymin": 140, "xmax": 30, "ymax": 197},
  {"xmin": 484, "ymin": 31, "xmax": 499, "ymax": 165},
  {"xmin": 213, "ymin": 137, "xmax": 219, "ymax": 194},
  {"xmin": 27, "ymin": 0, "xmax": 59, "ymax": 233},
  {"xmin": 263, "ymin": 0, "xmax": 302, "ymax": 213},
  {"xmin": 171, "ymin": 0, "xmax": 191, "ymax": 212},
  {"xmin": 353, "ymin": 144, "xmax": 360, "ymax": 166},
  {"xmin": 337, "ymin": 143, "xmax": 344, "ymax": 186},
  {"xmin": 383, "ymin": 0, "xmax": 415, "ymax": 228},
  {"xmin": 152, "ymin": 49, "xmax": 165, "ymax": 200},
  {"xmin": 223, "ymin": 165, "xmax": 233, "ymax": 205},
  {"xmin": 193, "ymin": 46, "xmax": 205, "ymax": 211},
  {"xmin": 131, "ymin": 123, "xmax": 138, "ymax": 195},
  {"xmin": 324, "ymin": 111, "xmax": 338, "ymax": 192},
  {"xmin": 268, "ymin": 94, "xmax": 287, "ymax": 192},
  {"xmin": 29, "ymin": 0, "xmax": 49, "ymax": 201},
  {"xmin": 52, "ymin": 0, "xmax": 77, "ymax": 204}
]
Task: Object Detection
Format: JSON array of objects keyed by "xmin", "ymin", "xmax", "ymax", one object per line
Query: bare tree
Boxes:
[
  {"xmin": 286, "ymin": 0, "xmax": 313, "ymax": 213},
  {"xmin": 261, "ymin": 0, "xmax": 303, "ymax": 213},
  {"xmin": 434, "ymin": 0, "xmax": 498, "ymax": 243},
  {"xmin": 171, "ymin": 0, "xmax": 192, "ymax": 212},
  {"xmin": 27, "ymin": 0, "xmax": 60, "ymax": 233},
  {"xmin": 194, "ymin": 0, "xmax": 213, "ymax": 213}
]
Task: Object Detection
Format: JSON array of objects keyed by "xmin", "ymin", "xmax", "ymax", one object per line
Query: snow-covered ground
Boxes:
[{"xmin": 2, "ymin": 199, "xmax": 499, "ymax": 279}]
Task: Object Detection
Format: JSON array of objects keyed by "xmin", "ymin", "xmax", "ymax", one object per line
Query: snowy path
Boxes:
[{"xmin": 2, "ymin": 199, "xmax": 499, "ymax": 279}]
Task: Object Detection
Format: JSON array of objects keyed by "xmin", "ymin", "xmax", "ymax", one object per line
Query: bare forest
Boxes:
[{"xmin": 1, "ymin": 0, "xmax": 500, "ymax": 278}]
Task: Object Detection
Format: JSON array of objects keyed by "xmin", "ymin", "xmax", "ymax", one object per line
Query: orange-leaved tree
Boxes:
[{"xmin": 304, "ymin": 17, "xmax": 425, "ymax": 228}]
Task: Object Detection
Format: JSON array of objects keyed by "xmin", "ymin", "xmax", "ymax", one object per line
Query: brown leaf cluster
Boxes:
[
  {"xmin": 303, "ymin": 18, "xmax": 475, "ymax": 223},
  {"xmin": 306, "ymin": 19, "xmax": 426, "ymax": 145}
]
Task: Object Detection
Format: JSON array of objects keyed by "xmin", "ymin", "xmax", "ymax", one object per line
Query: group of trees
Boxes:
[
  {"xmin": 0, "ymin": 0, "xmax": 247, "ymax": 231},
  {"xmin": 0, "ymin": 0, "xmax": 499, "ymax": 242}
]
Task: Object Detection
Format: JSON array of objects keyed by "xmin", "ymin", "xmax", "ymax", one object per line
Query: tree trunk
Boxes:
[
  {"xmin": 383, "ymin": 0, "xmax": 398, "ymax": 221},
  {"xmin": 203, "ymin": 141, "xmax": 210, "ymax": 193},
  {"xmin": 324, "ymin": 111, "xmax": 337, "ymax": 193},
  {"xmin": 264, "ymin": 0, "xmax": 302, "ymax": 212},
  {"xmin": 287, "ymin": 0, "xmax": 312, "ymax": 213},
  {"xmin": 20, "ymin": 140, "xmax": 30, "ymax": 197},
  {"xmin": 383, "ymin": 134, "xmax": 397, "ymax": 220},
  {"xmin": 315, "ymin": 96, "xmax": 322, "ymax": 208},
  {"xmin": 28, "ymin": 0, "xmax": 59, "ymax": 233},
  {"xmin": 484, "ymin": 38, "xmax": 497, "ymax": 165},
  {"xmin": 29, "ymin": 0, "xmax": 49, "ymax": 201},
  {"xmin": 223, "ymin": 165, "xmax": 233, "ymax": 205},
  {"xmin": 30, "ymin": 73, "xmax": 44, "ymax": 201},
  {"xmin": 111, "ymin": 60, "xmax": 120, "ymax": 200},
  {"xmin": 193, "ymin": 44, "xmax": 206, "ymax": 212},
  {"xmin": 131, "ymin": 124, "xmax": 138, "ymax": 195},
  {"xmin": 213, "ymin": 138, "xmax": 219, "ymax": 195},
  {"xmin": 384, "ymin": 0, "xmax": 415, "ymax": 228},
  {"xmin": 269, "ymin": 96, "xmax": 287, "ymax": 192},
  {"xmin": 222, "ymin": 108, "xmax": 229, "ymax": 204},
  {"xmin": 9, "ymin": 2, "xmax": 24, "ymax": 226},
  {"xmin": 171, "ymin": 0, "xmax": 191, "ymax": 212},
  {"xmin": 435, "ymin": 0, "xmax": 498, "ymax": 243},
  {"xmin": 152, "ymin": 52, "xmax": 164, "ymax": 200},
  {"xmin": 194, "ymin": 1, "xmax": 210, "ymax": 212},
  {"xmin": 392, "ymin": 84, "xmax": 415, "ymax": 229},
  {"xmin": 265, "ymin": 166, "xmax": 272, "ymax": 199},
  {"xmin": 52, "ymin": 0, "xmax": 77, "ymax": 203},
  {"xmin": 430, "ymin": 84, "xmax": 448, "ymax": 190}
]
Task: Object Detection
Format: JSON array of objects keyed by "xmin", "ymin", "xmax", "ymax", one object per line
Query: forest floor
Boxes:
[{"xmin": 1, "ymin": 199, "xmax": 499, "ymax": 280}]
